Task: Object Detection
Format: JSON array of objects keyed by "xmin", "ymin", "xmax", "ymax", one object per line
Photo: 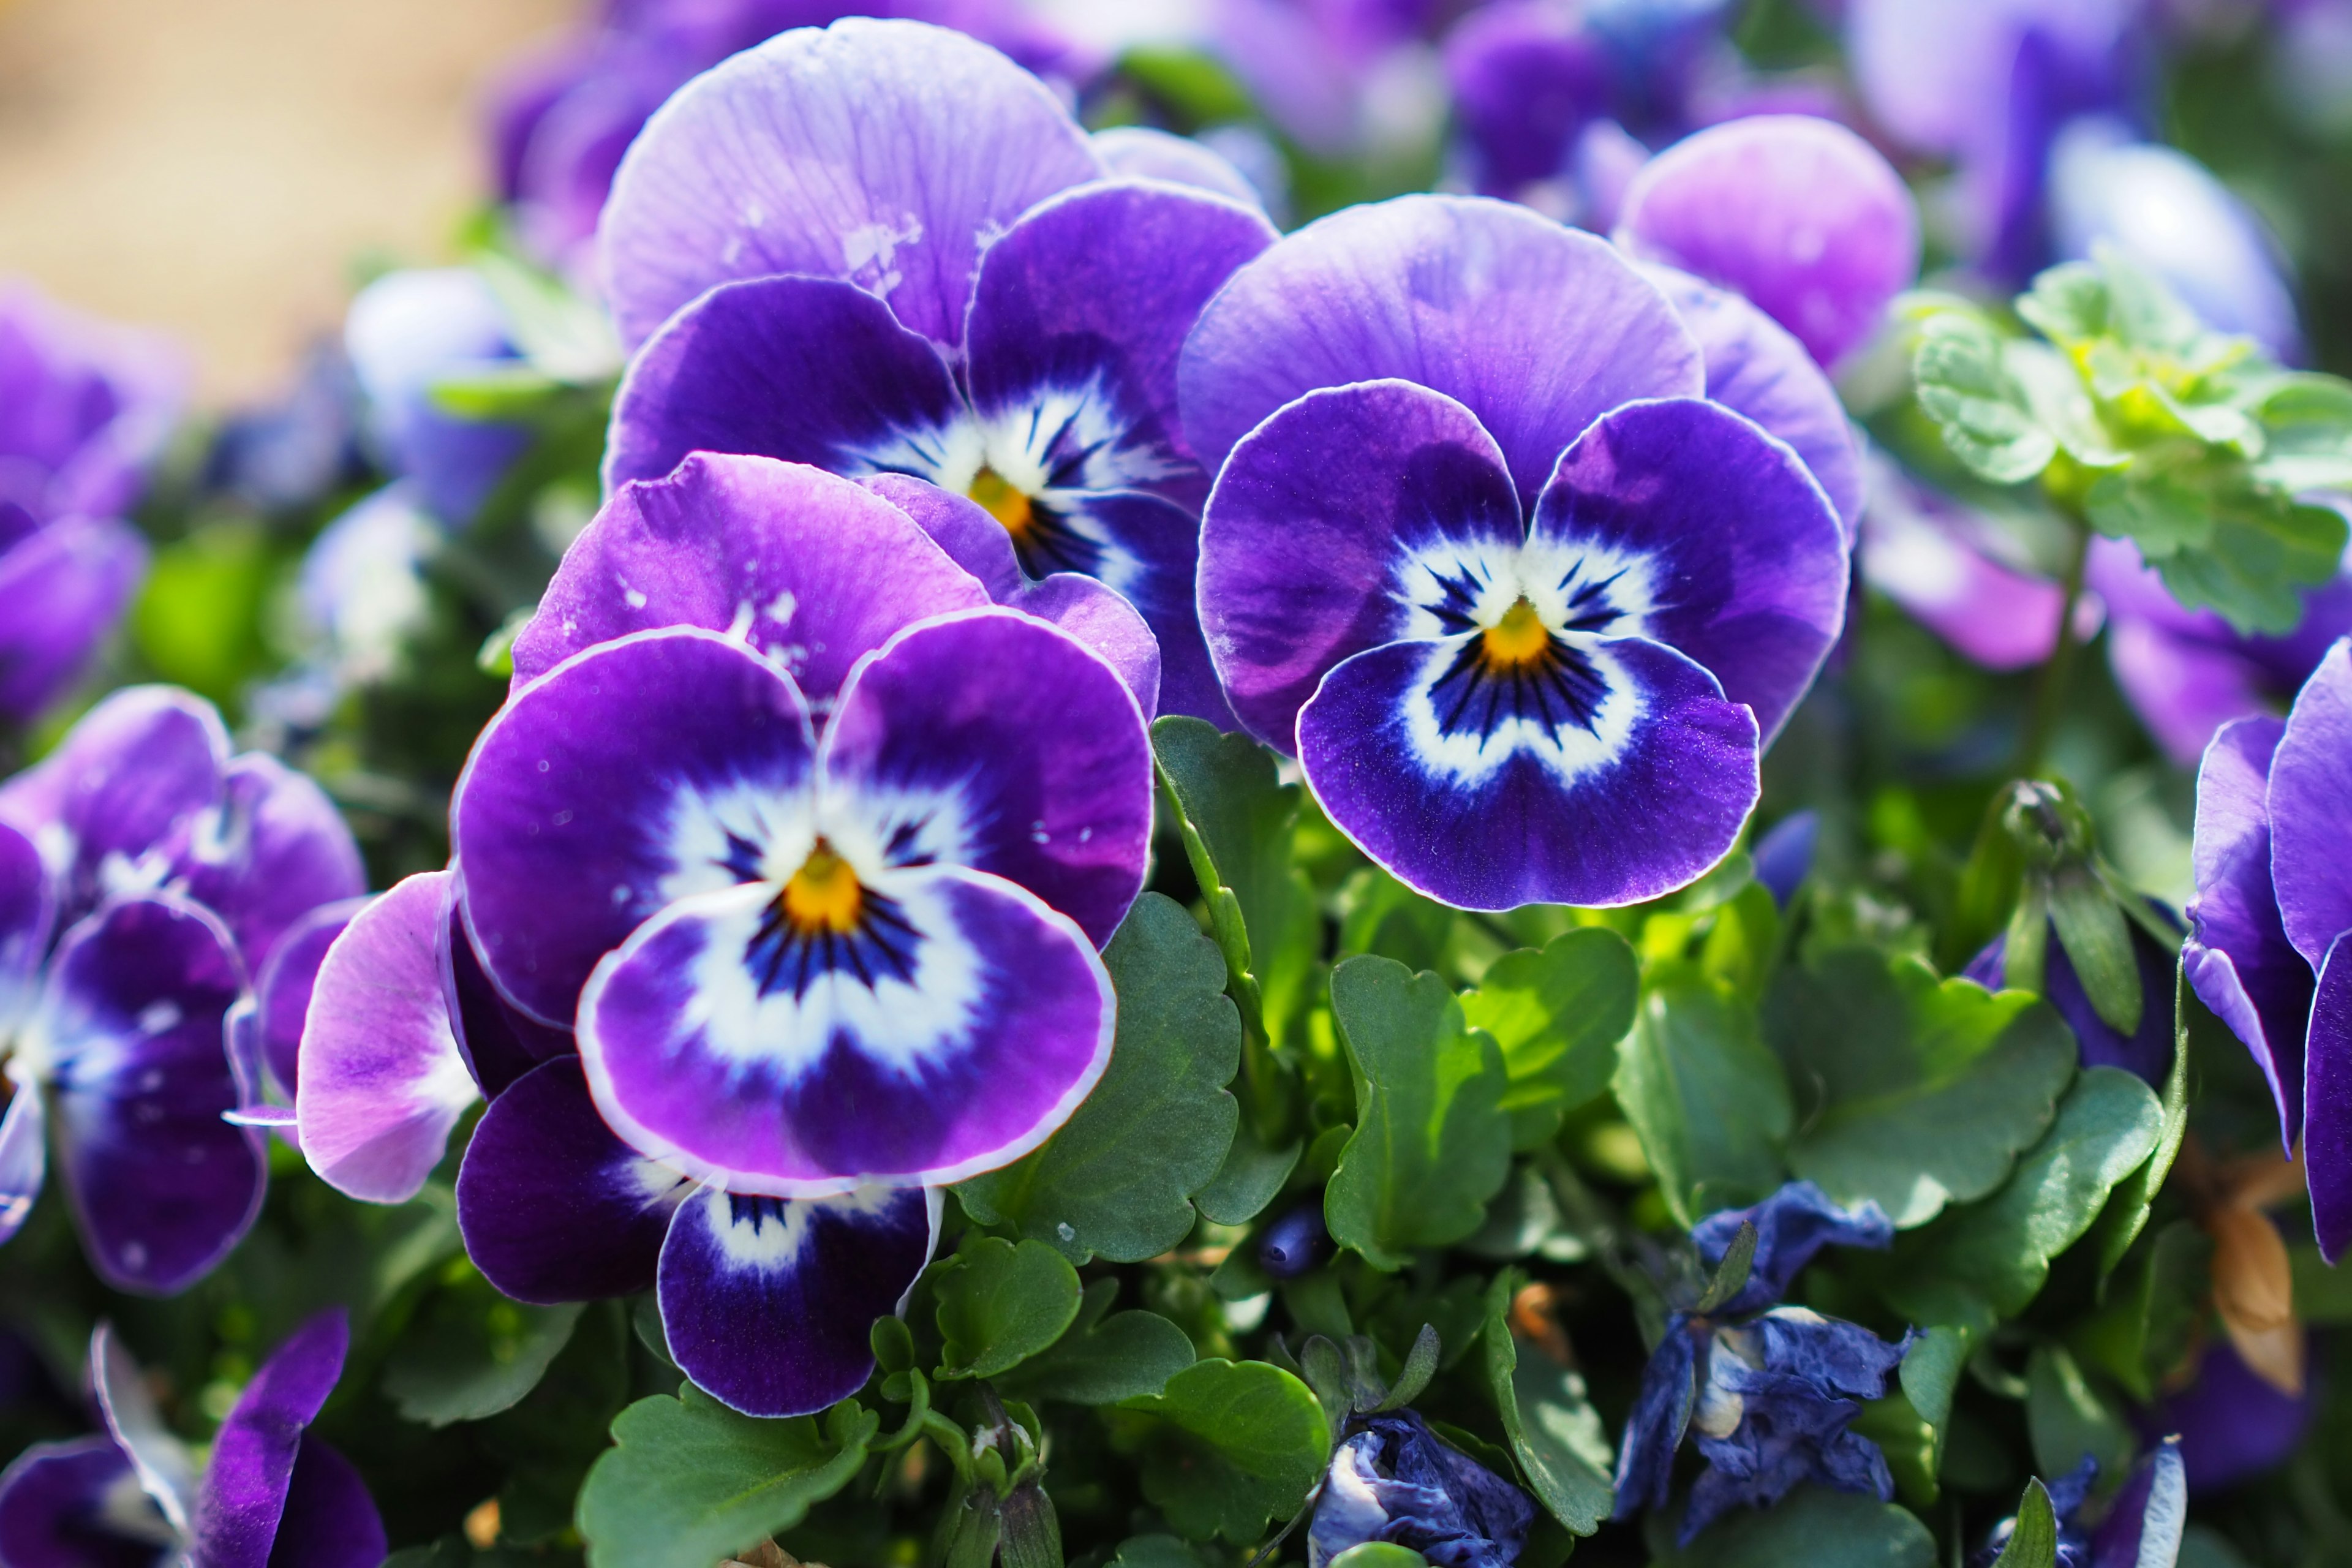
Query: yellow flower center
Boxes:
[
  {"xmin": 780, "ymin": 842, "xmax": 863, "ymax": 934},
  {"xmin": 967, "ymin": 467, "xmax": 1034, "ymax": 540},
  {"xmin": 1481, "ymin": 597, "xmax": 1551, "ymax": 668}
]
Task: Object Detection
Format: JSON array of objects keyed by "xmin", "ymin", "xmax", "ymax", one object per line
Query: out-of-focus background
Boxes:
[{"xmin": 0, "ymin": 0, "xmax": 568, "ymax": 397}]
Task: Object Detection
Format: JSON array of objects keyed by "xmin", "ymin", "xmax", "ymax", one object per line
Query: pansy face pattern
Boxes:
[
  {"xmin": 598, "ymin": 17, "xmax": 1279, "ymax": 723},
  {"xmin": 1183, "ymin": 195, "xmax": 1850, "ymax": 911}
]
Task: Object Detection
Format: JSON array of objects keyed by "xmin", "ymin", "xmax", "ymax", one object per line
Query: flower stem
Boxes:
[{"xmin": 2016, "ymin": 514, "xmax": 2094, "ymax": 780}]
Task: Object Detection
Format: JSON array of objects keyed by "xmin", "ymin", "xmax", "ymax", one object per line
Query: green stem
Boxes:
[{"xmin": 2016, "ymin": 515, "xmax": 2094, "ymax": 780}]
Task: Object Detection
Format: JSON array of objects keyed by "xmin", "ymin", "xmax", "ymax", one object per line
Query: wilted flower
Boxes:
[
  {"xmin": 0, "ymin": 281, "xmax": 186, "ymax": 726},
  {"xmin": 598, "ymin": 18, "xmax": 1276, "ymax": 720},
  {"xmin": 1182, "ymin": 194, "xmax": 1849, "ymax": 909},
  {"xmin": 1307, "ymin": 1409, "xmax": 1536, "ymax": 1568},
  {"xmin": 0, "ymin": 687, "xmax": 363, "ymax": 1291},
  {"xmin": 1976, "ymin": 1442, "xmax": 2188, "ymax": 1568},
  {"xmin": 0, "ymin": 1314, "xmax": 384, "ymax": 1568}
]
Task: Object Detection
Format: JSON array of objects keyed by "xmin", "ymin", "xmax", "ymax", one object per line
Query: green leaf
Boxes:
[
  {"xmin": 1660, "ymin": 1483, "xmax": 1937, "ymax": 1567},
  {"xmin": 481, "ymin": 1300, "xmax": 632, "ymax": 1545},
  {"xmin": 2085, "ymin": 467, "xmax": 2215, "ymax": 559},
  {"xmin": 1614, "ymin": 976, "xmax": 1792, "ymax": 1228},
  {"xmin": 1913, "ymin": 309, "xmax": 2059, "ymax": 484},
  {"xmin": 1330, "ymin": 1547, "xmax": 1432, "ymax": 1568},
  {"xmin": 1193, "ymin": 1122, "xmax": 1302, "ymax": 1226},
  {"xmin": 1890, "ymin": 1067, "xmax": 2166, "ymax": 1322},
  {"xmin": 958, "ymin": 894, "xmax": 1242, "ymax": 1262},
  {"xmin": 2154, "ymin": 489, "xmax": 2348, "ymax": 636},
  {"xmin": 1459, "ymin": 929, "xmax": 1638, "ymax": 1149},
  {"xmin": 997, "ymin": 1280, "xmax": 1198, "ymax": 1405},
  {"xmin": 1852, "ymin": 1325, "xmax": 1967, "ymax": 1507},
  {"xmin": 2293, "ymin": 1242, "xmax": 2352, "ymax": 1324},
  {"xmin": 380, "ymin": 1266, "xmax": 583, "ymax": 1427},
  {"xmin": 1694, "ymin": 1222, "xmax": 1758, "ymax": 1315},
  {"xmin": 2074, "ymin": 1221, "xmax": 2211, "ymax": 1402},
  {"xmin": 1109, "ymin": 1537, "xmax": 1215, "ymax": 1568},
  {"xmin": 2093, "ymin": 974, "xmax": 2193, "ymax": 1285},
  {"xmin": 2026, "ymin": 1342, "xmax": 2136, "ymax": 1482},
  {"xmin": 1118, "ymin": 1359, "xmax": 1332, "ymax": 1542},
  {"xmin": 1479, "ymin": 1276, "xmax": 1614, "ymax": 1534},
  {"xmin": 1766, "ymin": 948, "xmax": 2076, "ymax": 1227},
  {"xmin": 1376, "ymin": 1324, "xmax": 1443, "ymax": 1412},
  {"xmin": 2048, "ymin": 870, "xmax": 2140, "ymax": 1035},
  {"xmin": 933, "ymin": 1236, "xmax": 1084, "ymax": 1380},
  {"xmin": 1990, "ymin": 1479, "xmax": 2060, "ymax": 1568},
  {"xmin": 576, "ymin": 1390, "xmax": 876, "ymax": 1568},
  {"xmin": 132, "ymin": 523, "xmax": 280, "ymax": 706},
  {"xmin": 1324, "ymin": 957, "xmax": 1514, "ymax": 1267}
]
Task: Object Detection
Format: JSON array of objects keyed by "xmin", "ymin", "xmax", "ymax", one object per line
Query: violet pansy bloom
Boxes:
[
  {"xmin": 0, "ymin": 1314, "xmax": 385, "ymax": 1568},
  {"xmin": 0, "ymin": 686, "xmax": 363, "ymax": 1292},
  {"xmin": 343, "ymin": 269, "xmax": 532, "ymax": 529},
  {"xmin": 598, "ymin": 18, "xmax": 1276, "ymax": 722},
  {"xmin": 1183, "ymin": 195, "xmax": 1848, "ymax": 910},
  {"xmin": 0, "ymin": 282, "xmax": 186, "ymax": 726},
  {"xmin": 1305, "ymin": 1408, "xmax": 1535, "ymax": 1568},
  {"xmin": 2185, "ymin": 638, "xmax": 2352, "ymax": 1258}
]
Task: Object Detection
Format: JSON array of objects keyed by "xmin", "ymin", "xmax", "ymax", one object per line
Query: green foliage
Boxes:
[
  {"xmin": 959, "ymin": 894, "xmax": 1243, "ymax": 1262},
  {"xmin": 1990, "ymin": 1479, "xmax": 2060, "ymax": 1568},
  {"xmin": 1660, "ymin": 1484, "xmax": 1938, "ymax": 1567},
  {"xmin": 575, "ymin": 1390, "xmax": 876, "ymax": 1568},
  {"xmin": 1615, "ymin": 974, "xmax": 1793, "ymax": 1227},
  {"xmin": 997, "ymin": 1279, "xmax": 1197, "ymax": 1405},
  {"xmin": 1117, "ymin": 1359, "xmax": 1332, "ymax": 1542},
  {"xmin": 932, "ymin": 1235, "xmax": 1084, "ymax": 1381},
  {"xmin": 1459, "ymin": 927, "xmax": 1640, "ymax": 1148},
  {"xmin": 1324, "ymin": 956, "xmax": 1515, "ymax": 1267},
  {"xmin": 1766, "ymin": 948, "xmax": 2076, "ymax": 1226},
  {"xmin": 1480, "ymin": 1274, "xmax": 1615, "ymax": 1534},
  {"xmin": 2025, "ymin": 1341, "xmax": 2136, "ymax": 1482}
]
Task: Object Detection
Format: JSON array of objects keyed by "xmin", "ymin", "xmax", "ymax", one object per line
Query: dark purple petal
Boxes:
[
  {"xmin": 45, "ymin": 895, "xmax": 262, "ymax": 1294},
  {"xmin": 1197, "ymin": 379, "xmax": 1524, "ymax": 750},
  {"xmin": 252, "ymin": 897, "xmax": 365, "ymax": 1106},
  {"xmin": 0, "ymin": 281, "xmax": 186, "ymax": 526},
  {"xmin": 2148, "ymin": 1338, "xmax": 2315, "ymax": 1493},
  {"xmin": 1612, "ymin": 1318, "xmax": 1698, "ymax": 1518},
  {"xmin": 0, "ymin": 1438, "xmax": 166, "ymax": 1568},
  {"xmin": 0, "ymin": 686, "xmax": 227, "ymax": 917},
  {"xmin": 0, "ymin": 1085, "xmax": 44, "ymax": 1248},
  {"xmin": 1010, "ymin": 488, "xmax": 1223, "ymax": 723},
  {"xmin": 1690, "ymin": 1182, "xmax": 1893, "ymax": 1317},
  {"xmin": 600, "ymin": 276, "xmax": 971, "ymax": 497},
  {"xmin": 598, "ymin": 17, "xmax": 1101, "ymax": 350},
  {"xmin": 2185, "ymin": 717, "xmax": 2312, "ymax": 1152},
  {"xmin": 1752, "ymin": 811, "xmax": 1818, "ymax": 910},
  {"xmin": 1531, "ymin": 397, "xmax": 1847, "ymax": 744},
  {"xmin": 0, "ymin": 816, "xmax": 51, "ymax": 1023},
  {"xmin": 163, "ymin": 754, "xmax": 364, "ymax": 976},
  {"xmin": 1179, "ymin": 194, "xmax": 1702, "ymax": 503},
  {"xmin": 1090, "ymin": 127, "xmax": 1264, "ymax": 207},
  {"xmin": 1297, "ymin": 633, "xmax": 1760, "ymax": 911},
  {"xmin": 295, "ymin": 873, "xmax": 477, "ymax": 1204},
  {"xmin": 2086, "ymin": 1438, "xmax": 2186, "ymax": 1568},
  {"xmin": 578, "ymin": 868, "xmax": 1114, "ymax": 1194},
  {"xmin": 188, "ymin": 1311, "xmax": 350, "ymax": 1568},
  {"xmin": 2266, "ymin": 640, "xmax": 2352, "ymax": 972},
  {"xmin": 457, "ymin": 628, "xmax": 818, "ymax": 1025},
  {"xmin": 657, "ymin": 1184, "xmax": 938, "ymax": 1417},
  {"xmin": 2309, "ymin": 932, "xmax": 2352, "ymax": 1262},
  {"xmin": 1615, "ymin": 115, "xmax": 1920, "ymax": 367},
  {"xmin": 1442, "ymin": 0, "xmax": 1613, "ymax": 194},
  {"xmin": 0, "ymin": 518, "xmax": 148, "ymax": 725},
  {"xmin": 965, "ymin": 180, "xmax": 1276, "ymax": 496},
  {"xmin": 262, "ymin": 1440, "xmax": 384, "ymax": 1568},
  {"xmin": 516, "ymin": 451, "xmax": 990, "ymax": 703},
  {"xmin": 822, "ymin": 608, "xmax": 1152, "ymax": 946},
  {"xmin": 456, "ymin": 1055, "xmax": 688, "ymax": 1304},
  {"xmin": 1644, "ymin": 266, "xmax": 1864, "ymax": 541},
  {"xmin": 439, "ymin": 885, "xmax": 572, "ymax": 1101}
]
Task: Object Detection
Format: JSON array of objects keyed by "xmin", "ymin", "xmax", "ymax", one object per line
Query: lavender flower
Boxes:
[
  {"xmin": 2185, "ymin": 638, "xmax": 2352, "ymax": 1257},
  {"xmin": 0, "ymin": 1315, "xmax": 384, "ymax": 1568},
  {"xmin": 0, "ymin": 282, "xmax": 186, "ymax": 726},
  {"xmin": 1181, "ymin": 195, "xmax": 1850, "ymax": 910},
  {"xmin": 1306, "ymin": 1409, "xmax": 1536, "ymax": 1568},
  {"xmin": 343, "ymin": 269, "xmax": 533, "ymax": 529},
  {"xmin": 0, "ymin": 687, "xmax": 364, "ymax": 1292},
  {"xmin": 1613, "ymin": 1182, "xmax": 1905, "ymax": 1542}
]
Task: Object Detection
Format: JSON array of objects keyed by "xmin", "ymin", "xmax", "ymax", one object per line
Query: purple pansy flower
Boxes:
[
  {"xmin": 2146, "ymin": 1336, "xmax": 2317, "ymax": 1494},
  {"xmin": 0, "ymin": 282, "xmax": 186, "ymax": 726},
  {"xmin": 597, "ymin": 18, "xmax": 1275, "ymax": 722},
  {"xmin": 343, "ymin": 269, "xmax": 534, "ymax": 529},
  {"xmin": 1306, "ymin": 1408, "xmax": 1536, "ymax": 1568},
  {"xmin": 0, "ymin": 686, "xmax": 364, "ymax": 1292},
  {"xmin": 2187, "ymin": 639, "xmax": 2352, "ymax": 1257},
  {"xmin": 0, "ymin": 1314, "xmax": 385, "ymax": 1568},
  {"xmin": 1182, "ymin": 195, "xmax": 1849, "ymax": 910},
  {"xmin": 1613, "ymin": 1182, "xmax": 1905, "ymax": 1542}
]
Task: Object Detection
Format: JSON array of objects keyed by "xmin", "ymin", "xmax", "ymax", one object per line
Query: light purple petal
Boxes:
[
  {"xmin": 439, "ymin": 883, "xmax": 573, "ymax": 1101},
  {"xmin": 1297, "ymin": 633, "xmax": 1761, "ymax": 910},
  {"xmin": 260, "ymin": 1440, "xmax": 385, "ymax": 1568},
  {"xmin": 1529, "ymin": 397, "xmax": 1849, "ymax": 743},
  {"xmin": 1178, "ymin": 194, "xmax": 1703, "ymax": 502},
  {"xmin": 342, "ymin": 268, "xmax": 531, "ymax": 526},
  {"xmin": 821, "ymin": 608, "xmax": 1153, "ymax": 948},
  {"xmin": 163, "ymin": 753, "xmax": 364, "ymax": 976},
  {"xmin": 1006, "ymin": 573, "xmax": 1163, "ymax": 722},
  {"xmin": 1858, "ymin": 464, "xmax": 2100, "ymax": 670},
  {"xmin": 1615, "ymin": 115, "xmax": 1920, "ymax": 367},
  {"xmin": 598, "ymin": 17, "xmax": 1102, "ymax": 350},
  {"xmin": 2087, "ymin": 1437, "xmax": 2186, "ymax": 1568},
  {"xmin": 0, "ymin": 280, "xmax": 187, "ymax": 526},
  {"xmin": 0, "ymin": 518, "xmax": 148, "ymax": 725},
  {"xmin": 0, "ymin": 1436, "xmax": 165, "ymax": 1568},
  {"xmin": 517, "ymin": 451, "xmax": 990, "ymax": 703},
  {"xmin": 295, "ymin": 872, "xmax": 477, "ymax": 1204},
  {"xmin": 2309, "ymin": 930, "xmax": 2352, "ymax": 1262},
  {"xmin": 1197, "ymin": 379, "xmax": 1524, "ymax": 750},
  {"xmin": 456, "ymin": 1055, "xmax": 689, "ymax": 1304},
  {"xmin": 2108, "ymin": 619, "xmax": 2272, "ymax": 769},
  {"xmin": 2267, "ymin": 640, "xmax": 2352, "ymax": 972},
  {"xmin": 578, "ymin": 868, "xmax": 1114, "ymax": 1195},
  {"xmin": 187, "ymin": 1310, "xmax": 350, "ymax": 1568},
  {"xmin": 458, "ymin": 628, "xmax": 819, "ymax": 1025},
  {"xmin": 2186, "ymin": 716, "xmax": 2312, "ymax": 1152},
  {"xmin": 600, "ymin": 274, "xmax": 971, "ymax": 497},
  {"xmin": 253, "ymin": 897, "xmax": 366, "ymax": 1106},
  {"xmin": 45, "ymin": 895, "xmax": 262, "ymax": 1294},
  {"xmin": 658, "ymin": 1184, "xmax": 940, "ymax": 1417},
  {"xmin": 1644, "ymin": 265, "xmax": 1864, "ymax": 541},
  {"xmin": 92, "ymin": 1322, "xmax": 195, "ymax": 1534},
  {"xmin": 1091, "ymin": 127, "xmax": 1265, "ymax": 207},
  {"xmin": 0, "ymin": 1085, "xmax": 43, "ymax": 1248},
  {"xmin": 861, "ymin": 474, "xmax": 1022, "ymax": 598}
]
